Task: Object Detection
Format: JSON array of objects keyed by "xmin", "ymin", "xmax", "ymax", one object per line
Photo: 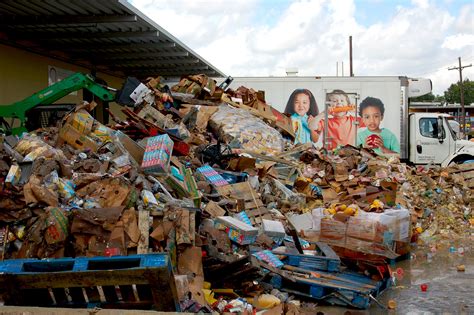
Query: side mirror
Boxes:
[{"xmin": 437, "ymin": 117, "xmax": 444, "ymax": 143}]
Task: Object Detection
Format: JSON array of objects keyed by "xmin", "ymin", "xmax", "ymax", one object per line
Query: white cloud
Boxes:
[
  {"xmin": 251, "ymin": 1, "xmax": 326, "ymax": 53},
  {"xmin": 131, "ymin": 0, "xmax": 473, "ymax": 95},
  {"xmin": 411, "ymin": 0, "xmax": 430, "ymax": 9},
  {"xmin": 455, "ymin": 4, "xmax": 474, "ymax": 33},
  {"xmin": 442, "ymin": 34, "xmax": 474, "ymax": 49}
]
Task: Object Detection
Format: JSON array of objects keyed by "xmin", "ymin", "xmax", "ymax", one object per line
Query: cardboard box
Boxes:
[
  {"xmin": 196, "ymin": 165, "xmax": 229, "ymax": 187},
  {"xmin": 181, "ymin": 165, "xmax": 202, "ymax": 207},
  {"xmin": 204, "ymin": 201, "xmax": 226, "ymax": 217},
  {"xmin": 164, "ymin": 175, "xmax": 189, "ymax": 198},
  {"xmin": 347, "ymin": 213, "xmax": 396, "ymax": 244},
  {"xmin": 215, "ymin": 216, "xmax": 258, "ymax": 245},
  {"xmin": 141, "ymin": 134, "xmax": 174, "ymax": 174},
  {"xmin": 384, "ymin": 208, "xmax": 411, "ymax": 242},
  {"xmin": 5, "ymin": 165, "xmax": 21, "ymax": 187},
  {"xmin": 69, "ymin": 110, "xmax": 94, "ymax": 134},
  {"xmin": 112, "ymin": 130, "xmax": 144, "ymax": 165},
  {"xmin": 261, "ymin": 219, "xmax": 286, "ymax": 245},
  {"xmin": 58, "ymin": 124, "xmax": 98, "ymax": 152},
  {"xmin": 320, "ymin": 218, "xmax": 346, "ymax": 243},
  {"xmin": 234, "ymin": 211, "xmax": 253, "ymax": 226}
]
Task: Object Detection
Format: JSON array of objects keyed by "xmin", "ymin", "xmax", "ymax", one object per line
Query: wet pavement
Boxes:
[{"xmin": 307, "ymin": 237, "xmax": 474, "ymax": 315}]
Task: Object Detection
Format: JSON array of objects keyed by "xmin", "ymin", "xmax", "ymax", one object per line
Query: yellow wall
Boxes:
[{"xmin": 0, "ymin": 44, "xmax": 125, "ymax": 119}]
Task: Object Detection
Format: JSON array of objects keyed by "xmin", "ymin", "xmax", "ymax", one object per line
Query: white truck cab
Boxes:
[{"xmin": 409, "ymin": 112, "xmax": 474, "ymax": 166}]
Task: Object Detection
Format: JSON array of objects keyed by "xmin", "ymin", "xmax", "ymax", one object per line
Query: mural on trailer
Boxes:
[{"xmin": 283, "ymin": 88, "xmax": 400, "ymax": 155}]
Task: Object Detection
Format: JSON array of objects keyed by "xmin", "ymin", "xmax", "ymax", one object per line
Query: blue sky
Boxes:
[
  {"xmin": 131, "ymin": 0, "xmax": 474, "ymax": 95},
  {"xmin": 355, "ymin": 0, "xmax": 470, "ymax": 26}
]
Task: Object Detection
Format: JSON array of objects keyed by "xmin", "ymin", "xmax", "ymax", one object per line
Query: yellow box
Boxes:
[
  {"xmin": 59, "ymin": 124, "xmax": 98, "ymax": 152},
  {"xmin": 5, "ymin": 165, "xmax": 21, "ymax": 187},
  {"xmin": 70, "ymin": 110, "xmax": 94, "ymax": 134}
]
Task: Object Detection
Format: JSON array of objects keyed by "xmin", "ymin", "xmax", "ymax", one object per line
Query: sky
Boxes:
[{"xmin": 130, "ymin": 0, "xmax": 473, "ymax": 96}]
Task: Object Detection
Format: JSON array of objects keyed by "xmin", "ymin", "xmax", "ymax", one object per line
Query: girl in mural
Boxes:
[
  {"xmin": 284, "ymin": 89, "xmax": 319, "ymax": 144},
  {"xmin": 310, "ymin": 89, "xmax": 363, "ymax": 150},
  {"xmin": 356, "ymin": 96, "xmax": 400, "ymax": 154}
]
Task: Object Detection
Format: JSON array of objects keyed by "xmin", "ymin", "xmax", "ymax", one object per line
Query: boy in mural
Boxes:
[
  {"xmin": 310, "ymin": 89, "xmax": 363, "ymax": 150},
  {"xmin": 284, "ymin": 89, "xmax": 319, "ymax": 144},
  {"xmin": 356, "ymin": 96, "xmax": 400, "ymax": 154}
]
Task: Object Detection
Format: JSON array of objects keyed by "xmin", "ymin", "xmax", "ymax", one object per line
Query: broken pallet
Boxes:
[
  {"xmin": 0, "ymin": 254, "xmax": 179, "ymax": 311},
  {"xmin": 216, "ymin": 182, "xmax": 270, "ymax": 224}
]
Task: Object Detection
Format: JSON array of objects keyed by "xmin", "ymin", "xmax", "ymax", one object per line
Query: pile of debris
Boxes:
[{"xmin": 0, "ymin": 74, "xmax": 472, "ymax": 313}]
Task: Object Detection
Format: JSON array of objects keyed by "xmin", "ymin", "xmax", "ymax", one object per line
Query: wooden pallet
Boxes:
[
  {"xmin": 0, "ymin": 254, "xmax": 179, "ymax": 311},
  {"xmin": 215, "ymin": 182, "xmax": 271, "ymax": 224}
]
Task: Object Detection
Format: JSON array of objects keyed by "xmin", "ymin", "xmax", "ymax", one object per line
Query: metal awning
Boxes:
[{"xmin": 0, "ymin": 0, "xmax": 226, "ymax": 80}]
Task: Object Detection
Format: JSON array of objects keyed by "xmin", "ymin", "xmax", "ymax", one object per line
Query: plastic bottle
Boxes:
[
  {"xmin": 270, "ymin": 289, "xmax": 289, "ymax": 302},
  {"xmin": 420, "ymin": 284, "xmax": 428, "ymax": 292}
]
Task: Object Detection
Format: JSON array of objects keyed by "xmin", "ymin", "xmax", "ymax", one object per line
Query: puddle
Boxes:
[{"xmin": 308, "ymin": 237, "xmax": 474, "ymax": 314}]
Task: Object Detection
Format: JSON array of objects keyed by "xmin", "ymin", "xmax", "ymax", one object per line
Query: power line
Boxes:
[
  {"xmin": 409, "ymin": 58, "xmax": 474, "ymax": 77},
  {"xmin": 409, "ymin": 56, "xmax": 474, "ymax": 76},
  {"xmin": 401, "ymin": 52, "xmax": 474, "ymax": 76}
]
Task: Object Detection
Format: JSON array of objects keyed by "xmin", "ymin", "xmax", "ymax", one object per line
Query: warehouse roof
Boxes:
[{"xmin": 0, "ymin": 0, "xmax": 226, "ymax": 79}]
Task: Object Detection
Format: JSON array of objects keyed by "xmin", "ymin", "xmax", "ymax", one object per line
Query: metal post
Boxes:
[{"xmin": 349, "ymin": 36, "xmax": 353, "ymax": 77}]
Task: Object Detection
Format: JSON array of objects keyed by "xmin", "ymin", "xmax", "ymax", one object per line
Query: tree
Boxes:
[
  {"xmin": 434, "ymin": 95, "xmax": 445, "ymax": 103},
  {"xmin": 411, "ymin": 92, "xmax": 435, "ymax": 102},
  {"xmin": 444, "ymin": 78, "xmax": 474, "ymax": 105}
]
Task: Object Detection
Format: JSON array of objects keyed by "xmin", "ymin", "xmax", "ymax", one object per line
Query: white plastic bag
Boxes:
[{"xmin": 209, "ymin": 105, "xmax": 284, "ymax": 155}]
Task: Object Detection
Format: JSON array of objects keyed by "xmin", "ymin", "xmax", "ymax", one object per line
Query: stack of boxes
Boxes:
[{"xmin": 141, "ymin": 134, "xmax": 174, "ymax": 174}]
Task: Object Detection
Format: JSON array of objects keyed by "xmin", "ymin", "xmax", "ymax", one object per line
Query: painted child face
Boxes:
[
  {"xmin": 328, "ymin": 94, "xmax": 349, "ymax": 117},
  {"xmin": 294, "ymin": 93, "xmax": 310, "ymax": 116},
  {"xmin": 361, "ymin": 106, "xmax": 383, "ymax": 132}
]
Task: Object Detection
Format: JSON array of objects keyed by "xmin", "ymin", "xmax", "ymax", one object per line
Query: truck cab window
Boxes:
[{"xmin": 420, "ymin": 118, "xmax": 441, "ymax": 139}]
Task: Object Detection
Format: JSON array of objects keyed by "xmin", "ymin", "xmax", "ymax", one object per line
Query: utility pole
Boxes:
[
  {"xmin": 448, "ymin": 57, "xmax": 472, "ymax": 136},
  {"xmin": 349, "ymin": 36, "xmax": 353, "ymax": 77}
]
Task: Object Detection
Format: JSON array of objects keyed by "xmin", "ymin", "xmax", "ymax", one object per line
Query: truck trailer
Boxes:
[{"xmin": 228, "ymin": 76, "xmax": 474, "ymax": 166}]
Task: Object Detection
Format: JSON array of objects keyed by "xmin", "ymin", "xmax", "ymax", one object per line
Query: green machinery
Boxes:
[{"xmin": 0, "ymin": 73, "xmax": 116, "ymax": 135}]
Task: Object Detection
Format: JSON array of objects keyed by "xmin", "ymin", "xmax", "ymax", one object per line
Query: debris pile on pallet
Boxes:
[{"xmin": 0, "ymin": 74, "xmax": 472, "ymax": 313}]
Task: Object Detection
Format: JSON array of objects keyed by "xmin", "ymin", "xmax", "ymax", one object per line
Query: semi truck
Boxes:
[{"xmin": 228, "ymin": 76, "xmax": 474, "ymax": 166}]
